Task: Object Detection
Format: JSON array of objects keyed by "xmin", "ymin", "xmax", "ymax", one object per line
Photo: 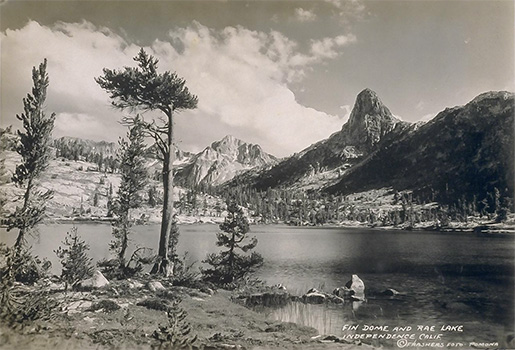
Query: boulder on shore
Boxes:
[
  {"xmin": 380, "ymin": 288, "xmax": 403, "ymax": 296},
  {"xmin": 79, "ymin": 270, "xmax": 109, "ymax": 289}
]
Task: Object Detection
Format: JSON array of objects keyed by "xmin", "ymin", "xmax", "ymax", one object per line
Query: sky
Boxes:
[{"xmin": 1, "ymin": 0, "xmax": 513, "ymax": 158}]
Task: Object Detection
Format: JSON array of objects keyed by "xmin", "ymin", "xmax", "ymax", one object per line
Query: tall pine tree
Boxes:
[
  {"xmin": 96, "ymin": 49, "xmax": 198, "ymax": 276},
  {"xmin": 7, "ymin": 59, "xmax": 55, "ymax": 253}
]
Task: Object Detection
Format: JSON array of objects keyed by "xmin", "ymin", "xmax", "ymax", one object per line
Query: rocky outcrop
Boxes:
[
  {"xmin": 302, "ymin": 288, "xmax": 328, "ymax": 304},
  {"xmin": 336, "ymin": 89, "xmax": 403, "ymax": 153},
  {"xmin": 301, "ymin": 288, "xmax": 344, "ymax": 304},
  {"xmin": 245, "ymin": 291, "xmax": 291, "ymax": 308},
  {"xmin": 147, "ymin": 280, "xmax": 166, "ymax": 292},
  {"xmin": 332, "ymin": 286, "xmax": 354, "ymax": 298}
]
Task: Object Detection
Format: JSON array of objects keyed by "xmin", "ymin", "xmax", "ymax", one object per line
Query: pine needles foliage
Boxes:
[
  {"xmin": 0, "ymin": 244, "xmax": 55, "ymax": 328},
  {"xmin": 7, "ymin": 59, "xmax": 55, "ymax": 251},
  {"xmin": 202, "ymin": 201, "xmax": 263, "ymax": 287},
  {"xmin": 54, "ymin": 227, "xmax": 94, "ymax": 290},
  {"xmin": 152, "ymin": 299, "xmax": 197, "ymax": 350}
]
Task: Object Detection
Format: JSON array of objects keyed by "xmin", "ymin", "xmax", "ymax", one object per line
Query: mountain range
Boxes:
[
  {"xmin": 36, "ymin": 88, "xmax": 515, "ymax": 207},
  {"xmin": 53, "ymin": 134, "xmax": 278, "ymax": 188},
  {"xmin": 223, "ymin": 89, "xmax": 514, "ymax": 205},
  {"xmin": 2, "ymin": 88, "xmax": 513, "ymax": 224}
]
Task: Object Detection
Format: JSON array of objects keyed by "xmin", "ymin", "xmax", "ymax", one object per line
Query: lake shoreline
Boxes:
[
  {"xmin": 27, "ymin": 214, "xmax": 515, "ymax": 236},
  {"xmin": 0, "ymin": 277, "xmax": 378, "ymax": 350}
]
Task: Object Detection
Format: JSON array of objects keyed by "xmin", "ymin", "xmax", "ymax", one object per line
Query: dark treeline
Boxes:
[
  {"xmin": 53, "ymin": 138, "xmax": 118, "ymax": 173},
  {"xmin": 216, "ymin": 184, "xmax": 513, "ymax": 226}
]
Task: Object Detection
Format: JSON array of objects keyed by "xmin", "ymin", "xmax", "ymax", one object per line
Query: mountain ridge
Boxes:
[
  {"xmin": 327, "ymin": 90, "xmax": 514, "ymax": 202},
  {"xmin": 174, "ymin": 135, "xmax": 278, "ymax": 188},
  {"xmin": 230, "ymin": 88, "xmax": 411, "ymax": 191},
  {"xmin": 221, "ymin": 89, "xmax": 514, "ymax": 211}
]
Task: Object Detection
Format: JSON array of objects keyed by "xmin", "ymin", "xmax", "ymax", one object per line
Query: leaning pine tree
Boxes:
[
  {"xmin": 96, "ymin": 49, "xmax": 198, "ymax": 276},
  {"xmin": 7, "ymin": 59, "xmax": 55, "ymax": 253},
  {"xmin": 202, "ymin": 201, "xmax": 263, "ymax": 286},
  {"xmin": 1, "ymin": 59, "xmax": 55, "ymax": 316}
]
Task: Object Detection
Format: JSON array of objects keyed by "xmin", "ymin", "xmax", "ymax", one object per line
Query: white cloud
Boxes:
[
  {"xmin": 295, "ymin": 8, "xmax": 317, "ymax": 22},
  {"xmin": 1, "ymin": 20, "xmax": 139, "ymax": 140},
  {"xmin": 310, "ymin": 34, "xmax": 356, "ymax": 59},
  {"xmin": 324, "ymin": 0, "xmax": 366, "ymax": 26},
  {"xmin": 2, "ymin": 20, "xmax": 355, "ymax": 157}
]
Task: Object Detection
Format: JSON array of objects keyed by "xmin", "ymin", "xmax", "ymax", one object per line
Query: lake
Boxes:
[{"xmin": 1, "ymin": 223, "xmax": 513, "ymax": 347}]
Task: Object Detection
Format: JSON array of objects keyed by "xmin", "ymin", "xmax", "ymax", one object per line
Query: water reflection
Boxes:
[{"xmin": 0, "ymin": 223, "xmax": 513, "ymax": 346}]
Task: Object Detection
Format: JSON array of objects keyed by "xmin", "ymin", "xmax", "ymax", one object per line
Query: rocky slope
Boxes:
[
  {"xmin": 175, "ymin": 135, "xmax": 278, "ymax": 188},
  {"xmin": 228, "ymin": 89, "xmax": 410, "ymax": 191},
  {"xmin": 327, "ymin": 91, "xmax": 514, "ymax": 203}
]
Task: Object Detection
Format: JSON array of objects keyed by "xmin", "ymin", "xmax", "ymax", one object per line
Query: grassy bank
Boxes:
[{"xmin": 0, "ymin": 277, "xmax": 376, "ymax": 350}]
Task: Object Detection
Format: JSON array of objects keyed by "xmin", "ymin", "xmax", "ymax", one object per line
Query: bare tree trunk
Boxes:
[
  {"xmin": 118, "ymin": 217, "xmax": 128, "ymax": 268},
  {"xmin": 151, "ymin": 111, "xmax": 175, "ymax": 276},
  {"xmin": 14, "ymin": 177, "xmax": 33, "ymax": 254}
]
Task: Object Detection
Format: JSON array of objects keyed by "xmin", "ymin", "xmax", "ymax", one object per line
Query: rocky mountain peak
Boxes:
[
  {"xmin": 342, "ymin": 88, "xmax": 405, "ymax": 151},
  {"xmin": 211, "ymin": 135, "xmax": 242, "ymax": 153},
  {"xmin": 347, "ymin": 88, "xmax": 394, "ymax": 125},
  {"xmin": 175, "ymin": 135, "xmax": 277, "ymax": 187}
]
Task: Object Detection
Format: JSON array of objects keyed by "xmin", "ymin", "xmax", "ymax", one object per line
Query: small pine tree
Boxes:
[
  {"xmin": 202, "ymin": 201, "xmax": 263, "ymax": 286},
  {"xmin": 93, "ymin": 191, "xmax": 99, "ymax": 207},
  {"xmin": 152, "ymin": 299, "xmax": 197, "ymax": 350},
  {"xmin": 493, "ymin": 187, "xmax": 501, "ymax": 216},
  {"xmin": 110, "ymin": 119, "xmax": 147, "ymax": 271},
  {"xmin": 54, "ymin": 227, "xmax": 94, "ymax": 290}
]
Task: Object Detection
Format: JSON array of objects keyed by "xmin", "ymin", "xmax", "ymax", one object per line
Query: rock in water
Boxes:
[
  {"xmin": 333, "ymin": 286, "xmax": 354, "ymax": 299},
  {"xmin": 380, "ymin": 288, "xmax": 403, "ymax": 296},
  {"xmin": 79, "ymin": 270, "xmax": 109, "ymax": 289},
  {"xmin": 303, "ymin": 291, "xmax": 326, "ymax": 304},
  {"xmin": 345, "ymin": 274, "xmax": 365, "ymax": 301}
]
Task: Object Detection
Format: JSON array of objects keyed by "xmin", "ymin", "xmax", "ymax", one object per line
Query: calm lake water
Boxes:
[{"xmin": 1, "ymin": 223, "xmax": 513, "ymax": 347}]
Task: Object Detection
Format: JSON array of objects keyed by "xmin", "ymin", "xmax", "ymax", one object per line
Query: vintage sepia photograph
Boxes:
[{"xmin": 0, "ymin": 1, "xmax": 514, "ymax": 349}]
